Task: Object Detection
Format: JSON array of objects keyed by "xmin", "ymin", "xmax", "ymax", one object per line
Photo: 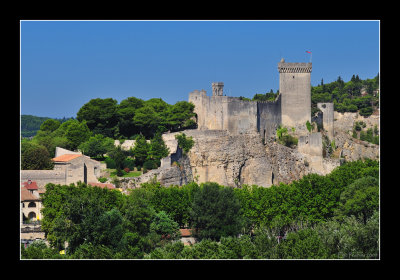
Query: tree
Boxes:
[
  {"xmin": 77, "ymin": 98, "xmax": 118, "ymax": 137},
  {"xmin": 120, "ymin": 189, "xmax": 156, "ymax": 236},
  {"xmin": 150, "ymin": 211, "xmax": 180, "ymax": 240},
  {"xmin": 190, "ymin": 183, "xmax": 243, "ymax": 241},
  {"xmin": 90, "ymin": 208, "xmax": 125, "ymax": 249},
  {"xmin": 40, "ymin": 182, "xmax": 125, "ymax": 252},
  {"xmin": 277, "ymin": 228, "xmax": 330, "ymax": 259},
  {"xmin": 116, "ymin": 97, "xmax": 145, "ymax": 138},
  {"xmin": 78, "ymin": 134, "xmax": 115, "ymax": 159},
  {"xmin": 165, "ymin": 101, "xmax": 196, "ymax": 132},
  {"xmin": 40, "ymin": 119, "xmax": 61, "ymax": 132},
  {"xmin": 21, "ymin": 143, "xmax": 54, "ymax": 170},
  {"xmin": 334, "ymin": 176, "xmax": 379, "ymax": 224},
  {"xmin": 148, "ymin": 132, "xmax": 170, "ymax": 161},
  {"xmin": 132, "ymin": 134, "xmax": 150, "ymax": 166},
  {"xmin": 108, "ymin": 145, "xmax": 127, "ymax": 176},
  {"xmin": 132, "ymin": 106, "xmax": 162, "ymax": 138},
  {"xmin": 175, "ymin": 133, "xmax": 194, "ymax": 154},
  {"xmin": 64, "ymin": 120, "xmax": 92, "ymax": 151}
]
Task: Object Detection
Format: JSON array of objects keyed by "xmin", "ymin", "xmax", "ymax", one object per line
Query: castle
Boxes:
[{"xmin": 189, "ymin": 59, "xmax": 320, "ymax": 140}]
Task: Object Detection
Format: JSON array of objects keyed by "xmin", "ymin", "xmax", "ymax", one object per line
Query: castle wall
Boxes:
[
  {"xmin": 189, "ymin": 90, "xmax": 280, "ymax": 137},
  {"xmin": 317, "ymin": 103, "xmax": 334, "ymax": 139},
  {"xmin": 257, "ymin": 94, "xmax": 282, "ymax": 139},
  {"xmin": 21, "ymin": 170, "xmax": 67, "ymax": 188},
  {"xmin": 226, "ymin": 98, "xmax": 258, "ymax": 134},
  {"xmin": 298, "ymin": 132, "xmax": 323, "ymax": 157}
]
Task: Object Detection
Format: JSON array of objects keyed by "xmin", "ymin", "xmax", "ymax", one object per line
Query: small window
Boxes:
[
  {"xmin": 28, "ymin": 212, "xmax": 36, "ymax": 220},
  {"xmin": 28, "ymin": 202, "xmax": 36, "ymax": 208}
]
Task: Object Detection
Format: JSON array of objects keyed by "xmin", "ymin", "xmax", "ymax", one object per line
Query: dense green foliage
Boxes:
[
  {"xmin": 21, "ymin": 115, "xmax": 73, "ymax": 138},
  {"xmin": 190, "ymin": 183, "xmax": 243, "ymax": 241},
  {"xmin": 251, "ymin": 74, "xmax": 379, "ymax": 117},
  {"xmin": 352, "ymin": 122, "xmax": 379, "ymax": 145},
  {"xmin": 252, "ymin": 89, "xmax": 278, "ymax": 102},
  {"xmin": 311, "ymin": 74, "xmax": 379, "ymax": 117},
  {"xmin": 175, "ymin": 133, "xmax": 195, "ymax": 154},
  {"xmin": 76, "ymin": 97, "xmax": 196, "ymax": 139},
  {"xmin": 21, "ymin": 141, "xmax": 54, "ymax": 170},
  {"xmin": 276, "ymin": 125, "xmax": 298, "ymax": 148},
  {"xmin": 23, "ymin": 159, "xmax": 379, "ymax": 259}
]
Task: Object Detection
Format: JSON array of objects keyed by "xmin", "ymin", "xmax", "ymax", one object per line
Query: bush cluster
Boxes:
[{"xmin": 22, "ymin": 159, "xmax": 379, "ymax": 259}]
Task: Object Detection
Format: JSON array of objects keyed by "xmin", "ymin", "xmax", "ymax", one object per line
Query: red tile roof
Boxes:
[
  {"xmin": 88, "ymin": 182, "xmax": 116, "ymax": 190},
  {"xmin": 179, "ymin": 228, "xmax": 192, "ymax": 237},
  {"xmin": 21, "ymin": 187, "xmax": 39, "ymax": 201},
  {"xmin": 52, "ymin": 154, "xmax": 82, "ymax": 162},
  {"xmin": 22, "ymin": 180, "xmax": 38, "ymax": 190}
]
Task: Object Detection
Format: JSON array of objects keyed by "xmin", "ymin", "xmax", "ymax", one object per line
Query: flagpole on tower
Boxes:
[{"xmin": 306, "ymin": 51, "xmax": 312, "ymax": 63}]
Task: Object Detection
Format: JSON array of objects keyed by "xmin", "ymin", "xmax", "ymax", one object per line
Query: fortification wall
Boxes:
[
  {"xmin": 257, "ymin": 94, "xmax": 282, "ymax": 139},
  {"xmin": 225, "ymin": 98, "xmax": 258, "ymax": 134},
  {"xmin": 189, "ymin": 90, "xmax": 208, "ymax": 130},
  {"xmin": 317, "ymin": 103, "xmax": 334, "ymax": 139},
  {"xmin": 21, "ymin": 170, "xmax": 67, "ymax": 188},
  {"xmin": 298, "ymin": 132, "xmax": 323, "ymax": 157}
]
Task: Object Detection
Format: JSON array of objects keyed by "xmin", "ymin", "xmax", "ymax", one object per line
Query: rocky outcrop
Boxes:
[
  {"xmin": 119, "ymin": 110, "xmax": 379, "ymax": 190},
  {"xmin": 184, "ymin": 130, "xmax": 273, "ymax": 188},
  {"xmin": 333, "ymin": 112, "xmax": 379, "ymax": 161}
]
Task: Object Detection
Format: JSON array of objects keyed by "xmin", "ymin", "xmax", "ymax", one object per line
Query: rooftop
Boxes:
[
  {"xmin": 88, "ymin": 182, "xmax": 116, "ymax": 190},
  {"xmin": 21, "ymin": 187, "xmax": 40, "ymax": 201},
  {"xmin": 22, "ymin": 180, "xmax": 38, "ymax": 190},
  {"xmin": 52, "ymin": 154, "xmax": 82, "ymax": 162},
  {"xmin": 179, "ymin": 228, "xmax": 193, "ymax": 237}
]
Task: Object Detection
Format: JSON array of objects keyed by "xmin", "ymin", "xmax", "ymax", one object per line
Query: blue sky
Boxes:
[{"xmin": 21, "ymin": 20, "xmax": 379, "ymax": 119}]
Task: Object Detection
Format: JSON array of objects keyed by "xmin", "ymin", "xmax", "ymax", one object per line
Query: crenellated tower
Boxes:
[
  {"xmin": 278, "ymin": 58, "xmax": 312, "ymax": 129},
  {"xmin": 212, "ymin": 82, "xmax": 224, "ymax": 96}
]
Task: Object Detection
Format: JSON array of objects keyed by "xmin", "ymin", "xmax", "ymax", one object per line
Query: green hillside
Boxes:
[{"xmin": 21, "ymin": 115, "xmax": 73, "ymax": 138}]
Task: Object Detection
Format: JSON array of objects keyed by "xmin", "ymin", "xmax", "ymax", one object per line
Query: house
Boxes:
[
  {"xmin": 20, "ymin": 180, "xmax": 46, "ymax": 246},
  {"xmin": 21, "ymin": 180, "xmax": 44, "ymax": 222},
  {"xmin": 21, "ymin": 147, "xmax": 107, "ymax": 189},
  {"xmin": 179, "ymin": 228, "xmax": 197, "ymax": 246}
]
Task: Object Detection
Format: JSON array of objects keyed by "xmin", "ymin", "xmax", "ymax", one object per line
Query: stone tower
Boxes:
[
  {"xmin": 212, "ymin": 82, "xmax": 224, "ymax": 96},
  {"xmin": 278, "ymin": 58, "xmax": 312, "ymax": 128}
]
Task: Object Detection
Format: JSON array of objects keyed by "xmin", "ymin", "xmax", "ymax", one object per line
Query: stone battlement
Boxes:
[{"xmin": 278, "ymin": 62, "xmax": 312, "ymax": 73}]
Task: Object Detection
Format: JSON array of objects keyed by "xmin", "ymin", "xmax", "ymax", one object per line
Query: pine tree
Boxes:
[
  {"xmin": 132, "ymin": 134, "xmax": 150, "ymax": 166},
  {"xmin": 148, "ymin": 132, "xmax": 170, "ymax": 161}
]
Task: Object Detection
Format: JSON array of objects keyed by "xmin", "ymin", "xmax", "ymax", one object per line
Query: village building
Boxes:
[{"xmin": 20, "ymin": 180, "xmax": 46, "ymax": 247}]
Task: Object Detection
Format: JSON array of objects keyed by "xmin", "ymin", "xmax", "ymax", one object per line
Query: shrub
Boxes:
[
  {"xmin": 143, "ymin": 159, "xmax": 159, "ymax": 170},
  {"xmin": 105, "ymin": 157, "xmax": 116, "ymax": 169},
  {"xmin": 175, "ymin": 133, "xmax": 195, "ymax": 154},
  {"xmin": 123, "ymin": 157, "xmax": 135, "ymax": 170},
  {"xmin": 98, "ymin": 177, "xmax": 108, "ymax": 183},
  {"xmin": 281, "ymin": 134, "xmax": 298, "ymax": 148},
  {"xmin": 359, "ymin": 107, "xmax": 373, "ymax": 117},
  {"xmin": 124, "ymin": 167, "xmax": 130, "ymax": 173}
]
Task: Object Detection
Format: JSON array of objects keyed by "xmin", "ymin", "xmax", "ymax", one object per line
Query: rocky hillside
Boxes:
[{"xmin": 117, "ymin": 111, "xmax": 379, "ymax": 190}]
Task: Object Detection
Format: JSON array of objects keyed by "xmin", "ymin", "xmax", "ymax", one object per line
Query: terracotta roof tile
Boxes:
[
  {"xmin": 179, "ymin": 229, "xmax": 192, "ymax": 237},
  {"xmin": 22, "ymin": 180, "xmax": 38, "ymax": 190},
  {"xmin": 52, "ymin": 154, "xmax": 82, "ymax": 162},
  {"xmin": 88, "ymin": 182, "xmax": 116, "ymax": 190},
  {"xmin": 21, "ymin": 187, "xmax": 39, "ymax": 201}
]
